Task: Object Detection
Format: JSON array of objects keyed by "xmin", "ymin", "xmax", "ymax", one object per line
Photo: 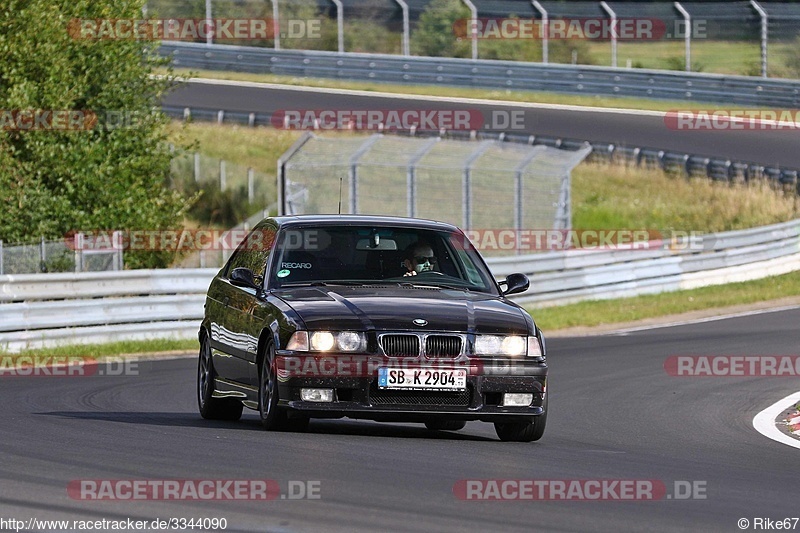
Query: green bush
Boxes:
[{"xmin": 0, "ymin": 0, "xmax": 194, "ymax": 269}]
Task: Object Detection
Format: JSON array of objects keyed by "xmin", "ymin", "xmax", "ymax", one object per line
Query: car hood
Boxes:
[{"xmin": 273, "ymin": 286, "xmax": 531, "ymax": 334}]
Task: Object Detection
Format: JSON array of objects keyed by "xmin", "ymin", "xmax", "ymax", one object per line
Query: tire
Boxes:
[
  {"xmin": 424, "ymin": 420, "xmax": 467, "ymax": 431},
  {"xmin": 197, "ymin": 335, "xmax": 243, "ymax": 421},
  {"xmin": 259, "ymin": 341, "xmax": 309, "ymax": 432},
  {"xmin": 494, "ymin": 396, "xmax": 547, "ymax": 442}
]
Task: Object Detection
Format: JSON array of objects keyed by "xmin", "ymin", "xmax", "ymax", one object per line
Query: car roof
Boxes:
[{"xmin": 262, "ymin": 214, "xmax": 462, "ymax": 232}]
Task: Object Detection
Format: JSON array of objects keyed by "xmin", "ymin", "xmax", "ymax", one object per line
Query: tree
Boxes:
[
  {"xmin": 411, "ymin": 0, "xmax": 471, "ymax": 58},
  {"xmin": 0, "ymin": 0, "xmax": 192, "ymax": 268}
]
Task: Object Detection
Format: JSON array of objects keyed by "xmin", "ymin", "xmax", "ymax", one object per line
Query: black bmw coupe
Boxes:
[{"xmin": 198, "ymin": 215, "xmax": 547, "ymax": 442}]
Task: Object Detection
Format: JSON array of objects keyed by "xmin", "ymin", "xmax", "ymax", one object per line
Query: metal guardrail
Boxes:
[
  {"xmin": 160, "ymin": 42, "xmax": 800, "ymax": 108},
  {"xmin": 162, "ymin": 104, "xmax": 800, "ymax": 186},
  {"xmin": 2, "ymin": 220, "xmax": 799, "ymax": 351}
]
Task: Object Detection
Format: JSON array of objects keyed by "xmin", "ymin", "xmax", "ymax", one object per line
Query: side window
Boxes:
[
  {"xmin": 227, "ymin": 249, "xmax": 268, "ymax": 279},
  {"xmin": 225, "ymin": 225, "xmax": 276, "ymax": 280}
]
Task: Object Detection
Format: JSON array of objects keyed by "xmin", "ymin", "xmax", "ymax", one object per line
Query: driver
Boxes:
[{"xmin": 403, "ymin": 241, "xmax": 437, "ymax": 276}]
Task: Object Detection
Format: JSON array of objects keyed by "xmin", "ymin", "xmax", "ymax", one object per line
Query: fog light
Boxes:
[
  {"xmin": 301, "ymin": 388, "xmax": 334, "ymax": 402},
  {"xmin": 502, "ymin": 393, "xmax": 533, "ymax": 407}
]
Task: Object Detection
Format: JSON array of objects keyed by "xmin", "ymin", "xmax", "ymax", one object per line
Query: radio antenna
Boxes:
[{"xmin": 338, "ymin": 175, "xmax": 343, "ymax": 215}]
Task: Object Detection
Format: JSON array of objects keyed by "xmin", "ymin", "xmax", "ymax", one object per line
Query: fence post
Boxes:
[
  {"xmin": 40, "ymin": 236, "xmax": 46, "ymax": 272},
  {"xmin": 532, "ymin": 1, "xmax": 548, "ymax": 64},
  {"xmin": 248, "ymin": 168, "xmax": 255, "ymax": 203},
  {"xmin": 113, "ymin": 230, "xmax": 124, "ymax": 270},
  {"xmin": 674, "ymin": 2, "xmax": 692, "ymax": 71},
  {"xmin": 750, "ymin": 0, "xmax": 768, "ymax": 78},
  {"xmin": 72, "ymin": 233, "xmax": 82, "ymax": 272},
  {"xmin": 0, "ymin": 240, "xmax": 3, "ymax": 275},
  {"xmin": 394, "ymin": 0, "xmax": 410, "ymax": 56},
  {"xmin": 194, "ymin": 152, "xmax": 200, "ymax": 182},
  {"xmin": 205, "ymin": 0, "xmax": 213, "ymax": 46},
  {"xmin": 220, "ymin": 160, "xmax": 226, "ymax": 191},
  {"xmin": 331, "ymin": 0, "xmax": 344, "ymax": 53},
  {"xmin": 600, "ymin": 2, "xmax": 618, "ymax": 68},
  {"xmin": 272, "ymin": 0, "xmax": 281, "ymax": 50},
  {"xmin": 461, "ymin": 0, "xmax": 478, "ymax": 60}
]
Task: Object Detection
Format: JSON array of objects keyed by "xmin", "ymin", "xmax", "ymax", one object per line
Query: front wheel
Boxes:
[
  {"xmin": 197, "ymin": 336, "xmax": 243, "ymax": 421},
  {"xmin": 494, "ymin": 396, "xmax": 547, "ymax": 442},
  {"xmin": 259, "ymin": 342, "xmax": 309, "ymax": 432}
]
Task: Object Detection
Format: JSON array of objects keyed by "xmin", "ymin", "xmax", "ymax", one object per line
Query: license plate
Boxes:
[{"xmin": 378, "ymin": 368, "xmax": 467, "ymax": 391}]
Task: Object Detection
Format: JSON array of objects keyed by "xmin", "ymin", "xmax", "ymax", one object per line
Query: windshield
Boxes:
[{"xmin": 268, "ymin": 224, "xmax": 498, "ymax": 294}]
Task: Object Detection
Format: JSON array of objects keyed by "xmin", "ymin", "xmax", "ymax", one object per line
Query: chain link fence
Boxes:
[
  {"xmin": 147, "ymin": 0, "xmax": 800, "ymax": 78},
  {"xmin": 0, "ymin": 235, "xmax": 123, "ymax": 275},
  {"xmin": 278, "ymin": 132, "xmax": 591, "ymax": 255}
]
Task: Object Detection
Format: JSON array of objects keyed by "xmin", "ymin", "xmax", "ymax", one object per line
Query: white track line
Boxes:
[
  {"xmin": 185, "ymin": 76, "xmax": 666, "ymax": 117},
  {"xmin": 604, "ymin": 304, "xmax": 800, "ymax": 336},
  {"xmin": 753, "ymin": 391, "xmax": 800, "ymax": 450}
]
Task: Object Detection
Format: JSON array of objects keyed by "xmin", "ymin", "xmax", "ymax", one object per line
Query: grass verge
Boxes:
[
  {"xmin": 529, "ymin": 270, "xmax": 800, "ymax": 331},
  {"xmin": 0, "ymin": 339, "xmax": 198, "ymax": 360}
]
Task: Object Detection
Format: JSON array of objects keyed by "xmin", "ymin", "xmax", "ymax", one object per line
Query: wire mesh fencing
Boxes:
[{"xmin": 278, "ymin": 132, "xmax": 591, "ymax": 255}]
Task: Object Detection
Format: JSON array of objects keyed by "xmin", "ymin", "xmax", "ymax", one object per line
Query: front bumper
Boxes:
[{"xmin": 274, "ymin": 352, "xmax": 547, "ymax": 423}]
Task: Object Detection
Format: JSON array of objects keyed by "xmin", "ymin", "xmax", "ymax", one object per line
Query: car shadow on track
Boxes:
[{"xmin": 38, "ymin": 411, "xmax": 496, "ymax": 441}]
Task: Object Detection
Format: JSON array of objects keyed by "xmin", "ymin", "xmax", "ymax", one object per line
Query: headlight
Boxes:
[
  {"xmin": 336, "ymin": 331, "xmax": 366, "ymax": 352},
  {"xmin": 287, "ymin": 331, "xmax": 366, "ymax": 352},
  {"xmin": 474, "ymin": 335, "xmax": 527, "ymax": 356},
  {"xmin": 310, "ymin": 331, "xmax": 335, "ymax": 351}
]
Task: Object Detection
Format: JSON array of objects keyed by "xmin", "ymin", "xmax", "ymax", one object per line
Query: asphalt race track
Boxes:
[
  {"xmin": 2, "ymin": 309, "xmax": 798, "ymax": 532},
  {"xmin": 163, "ymin": 80, "xmax": 800, "ymax": 169}
]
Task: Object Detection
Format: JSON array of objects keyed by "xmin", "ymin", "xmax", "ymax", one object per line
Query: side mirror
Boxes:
[
  {"xmin": 502, "ymin": 273, "xmax": 530, "ymax": 296},
  {"xmin": 230, "ymin": 267, "xmax": 259, "ymax": 290}
]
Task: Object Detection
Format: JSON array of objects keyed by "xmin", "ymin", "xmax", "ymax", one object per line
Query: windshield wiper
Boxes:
[
  {"xmin": 280, "ymin": 280, "xmax": 370, "ymax": 288},
  {"xmin": 400, "ymin": 282, "xmax": 470, "ymax": 291}
]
